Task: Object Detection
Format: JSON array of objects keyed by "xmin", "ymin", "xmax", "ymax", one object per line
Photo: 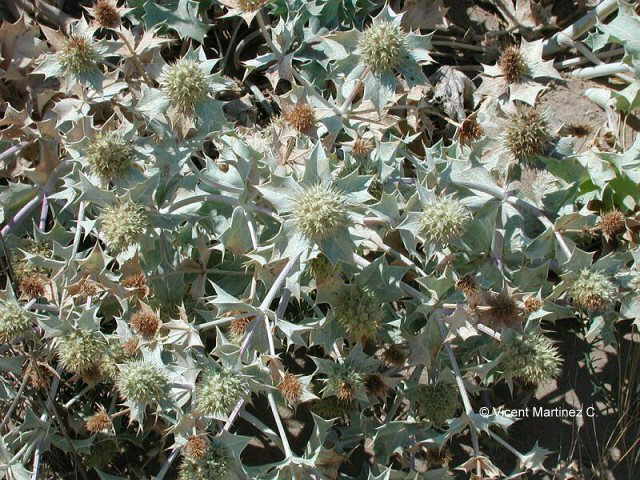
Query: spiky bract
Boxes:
[
  {"xmin": 178, "ymin": 442, "xmax": 232, "ymax": 480},
  {"xmin": 116, "ymin": 361, "xmax": 168, "ymax": 403},
  {"xmin": 504, "ymin": 107, "xmax": 549, "ymax": 161},
  {"xmin": 324, "ymin": 363, "xmax": 363, "ymax": 403},
  {"xmin": 0, "ymin": 299, "xmax": 33, "ymax": 343},
  {"xmin": 359, "ymin": 22, "xmax": 406, "ymax": 73},
  {"xmin": 414, "ymin": 383, "xmax": 459, "ymax": 425},
  {"xmin": 570, "ymin": 269, "xmax": 617, "ymax": 311},
  {"xmin": 160, "ymin": 60, "xmax": 209, "ymax": 113},
  {"xmin": 196, "ymin": 368, "xmax": 246, "ymax": 417},
  {"xmin": 99, "ymin": 201, "xmax": 149, "ymax": 252},
  {"xmin": 56, "ymin": 329, "xmax": 106, "ymax": 375},
  {"xmin": 420, "ymin": 197, "xmax": 471, "ymax": 245},
  {"xmin": 293, "ymin": 184, "xmax": 351, "ymax": 240},
  {"xmin": 86, "ymin": 131, "xmax": 134, "ymax": 180},
  {"xmin": 502, "ymin": 332, "xmax": 562, "ymax": 385},
  {"xmin": 333, "ymin": 284, "xmax": 383, "ymax": 341},
  {"xmin": 59, "ymin": 35, "xmax": 99, "ymax": 74}
]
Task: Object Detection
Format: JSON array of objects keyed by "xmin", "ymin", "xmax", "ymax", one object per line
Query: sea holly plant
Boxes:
[{"xmin": 2, "ymin": 0, "xmax": 640, "ymax": 478}]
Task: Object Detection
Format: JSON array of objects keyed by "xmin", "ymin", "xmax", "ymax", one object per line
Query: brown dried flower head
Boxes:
[
  {"xmin": 122, "ymin": 273, "xmax": 149, "ymax": 298},
  {"xmin": 86, "ymin": 407, "xmax": 112, "ymax": 433},
  {"xmin": 238, "ymin": 0, "xmax": 269, "ymax": 12},
  {"xmin": 227, "ymin": 312, "xmax": 253, "ymax": 342},
  {"xmin": 122, "ymin": 337, "xmax": 140, "ymax": 357},
  {"xmin": 456, "ymin": 275, "xmax": 477, "ymax": 296},
  {"xmin": 364, "ymin": 374, "xmax": 388, "ymax": 398},
  {"xmin": 499, "ymin": 46, "xmax": 527, "ymax": 83},
  {"xmin": 278, "ymin": 373, "xmax": 303, "ymax": 405},
  {"xmin": 483, "ymin": 291, "xmax": 521, "ymax": 327},
  {"xmin": 93, "ymin": 0, "xmax": 121, "ymax": 28},
  {"xmin": 523, "ymin": 296, "xmax": 543, "ymax": 313},
  {"xmin": 25, "ymin": 362, "xmax": 50, "ymax": 390},
  {"xmin": 336, "ymin": 381, "xmax": 355, "ymax": 403},
  {"xmin": 131, "ymin": 310, "xmax": 160, "ymax": 338},
  {"xmin": 20, "ymin": 275, "xmax": 46, "ymax": 299},
  {"xmin": 183, "ymin": 435, "xmax": 210, "ymax": 459},
  {"xmin": 381, "ymin": 344, "xmax": 406, "ymax": 367},
  {"xmin": 459, "ymin": 115, "xmax": 483, "ymax": 145},
  {"xmin": 599, "ymin": 210, "xmax": 626, "ymax": 240},
  {"xmin": 352, "ymin": 136, "xmax": 374, "ymax": 158},
  {"xmin": 284, "ymin": 103, "xmax": 316, "ymax": 132}
]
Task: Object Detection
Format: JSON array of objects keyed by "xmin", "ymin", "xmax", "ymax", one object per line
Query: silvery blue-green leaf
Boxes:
[
  {"xmin": 143, "ymin": 0, "xmax": 209, "ymax": 42},
  {"xmin": 364, "ymin": 70, "xmax": 396, "ymax": 112}
]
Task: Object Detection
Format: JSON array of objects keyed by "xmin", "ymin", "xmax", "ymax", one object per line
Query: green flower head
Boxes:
[
  {"xmin": 56, "ymin": 329, "xmax": 106, "ymax": 375},
  {"xmin": 196, "ymin": 367, "xmax": 246, "ymax": 417},
  {"xmin": 504, "ymin": 107, "xmax": 550, "ymax": 161},
  {"xmin": 323, "ymin": 362, "xmax": 364, "ymax": 403},
  {"xmin": 178, "ymin": 442, "xmax": 232, "ymax": 480},
  {"xmin": 333, "ymin": 284, "xmax": 383, "ymax": 341},
  {"xmin": 59, "ymin": 35, "xmax": 100, "ymax": 75},
  {"xmin": 570, "ymin": 269, "xmax": 617, "ymax": 312},
  {"xmin": 0, "ymin": 299, "xmax": 33, "ymax": 343},
  {"xmin": 414, "ymin": 383, "xmax": 459, "ymax": 425},
  {"xmin": 420, "ymin": 197, "xmax": 472, "ymax": 245},
  {"xmin": 502, "ymin": 332, "xmax": 562, "ymax": 385},
  {"xmin": 86, "ymin": 131, "xmax": 135, "ymax": 180},
  {"xmin": 99, "ymin": 201, "xmax": 149, "ymax": 252},
  {"xmin": 359, "ymin": 22, "xmax": 407, "ymax": 73},
  {"xmin": 293, "ymin": 184, "xmax": 351, "ymax": 241},
  {"xmin": 116, "ymin": 361, "xmax": 168, "ymax": 404},
  {"xmin": 160, "ymin": 59, "xmax": 210, "ymax": 113}
]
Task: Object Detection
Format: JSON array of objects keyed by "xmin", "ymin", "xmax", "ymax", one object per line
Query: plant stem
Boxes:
[
  {"xmin": 117, "ymin": 27, "xmax": 154, "ymax": 85},
  {"xmin": 0, "ymin": 374, "xmax": 29, "ymax": 432},
  {"xmin": 571, "ymin": 62, "xmax": 633, "ymax": 80},
  {"xmin": 155, "ymin": 448, "xmax": 180, "ymax": 480}
]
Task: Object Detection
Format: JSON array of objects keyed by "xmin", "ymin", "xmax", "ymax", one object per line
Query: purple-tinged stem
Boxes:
[
  {"xmin": 39, "ymin": 195, "xmax": 48, "ymax": 231},
  {"xmin": 0, "ymin": 193, "xmax": 42, "ymax": 237}
]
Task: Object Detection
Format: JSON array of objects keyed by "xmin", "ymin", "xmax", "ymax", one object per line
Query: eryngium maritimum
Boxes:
[
  {"xmin": 160, "ymin": 60, "xmax": 209, "ymax": 113},
  {"xmin": 178, "ymin": 443, "xmax": 231, "ymax": 480},
  {"xmin": 415, "ymin": 383, "xmax": 459, "ymax": 425},
  {"xmin": 59, "ymin": 35, "xmax": 99, "ymax": 74},
  {"xmin": 56, "ymin": 329, "xmax": 106, "ymax": 375},
  {"xmin": 116, "ymin": 361, "xmax": 168, "ymax": 403},
  {"xmin": 420, "ymin": 198, "xmax": 471, "ymax": 245},
  {"xmin": 293, "ymin": 184, "xmax": 351, "ymax": 241},
  {"xmin": 333, "ymin": 284, "xmax": 383, "ymax": 341},
  {"xmin": 504, "ymin": 107, "xmax": 550, "ymax": 161},
  {"xmin": 570, "ymin": 269, "xmax": 617, "ymax": 312},
  {"xmin": 359, "ymin": 22, "xmax": 407, "ymax": 73},
  {"xmin": 196, "ymin": 368, "xmax": 245, "ymax": 417},
  {"xmin": 0, "ymin": 299, "xmax": 33, "ymax": 343},
  {"xmin": 86, "ymin": 131, "xmax": 134, "ymax": 180},
  {"xmin": 99, "ymin": 201, "xmax": 149, "ymax": 252},
  {"xmin": 502, "ymin": 332, "xmax": 562, "ymax": 385}
]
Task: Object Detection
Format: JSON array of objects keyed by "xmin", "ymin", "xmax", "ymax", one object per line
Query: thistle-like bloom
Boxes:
[
  {"xmin": 499, "ymin": 46, "xmax": 528, "ymax": 83},
  {"xmin": 524, "ymin": 296, "xmax": 543, "ymax": 313},
  {"xmin": 333, "ymin": 284, "xmax": 383, "ymax": 342},
  {"xmin": 90, "ymin": 0, "xmax": 122, "ymax": 29},
  {"xmin": 352, "ymin": 136, "xmax": 375, "ymax": 158},
  {"xmin": 59, "ymin": 35, "xmax": 100, "ymax": 75},
  {"xmin": 381, "ymin": 343, "xmax": 406, "ymax": 367},
  {"xmin": 99, "ymin": 201, "xmax": 149, "ymax": 252},
  {"xmin": 86, "ymin": 131, "xmax": 134, "ymax": 180},
  {"xmin": 323, "ymin": 363, "xmax": 364, "ymax": 403},
  {"xmin": 278, "ymin": 373, "xmax": 303, "ymax": 405},
  {"xmin": 458, "ymin": 115, "xmax": 484, "ymax": 145},
  {"xmin": 196, "ymin": 368, "xmax": 246, "ymax": 417},
  {"xmin": 85, "ymin": 406, "xmax": 112, "ymax": 433},
  {"xmin": 293, "ymin": 184, "xmax": 351, "ymax": 241},
  {"xmin": 502, "ymin": 332, "xmax": 562, "ymax": 385},
  {"xmin": 415, "ymin": 383, "xmax": 460, "ymax": 425},
  {"xmin": 598, "ymin": 210, "xmax": 626, "ymax": 241},
  {"xmin": 160, "ymin": 59, "xmax": 210, "ymax": 113},
  {"xmin": 0, "ymin": 299, "xmax": 33, "ymax": 343},
  {"xmin": 116, "ymin": 361, "xmax": 168, "ymax": 404},
  {"xmin": 183, "ymin": 435, "xmax": 209, "ymax": 459},
  {"xmin": 131, "ymin": 310, "xmax": 160, "ymax": 338},
  {"xmin": 178, "ymin": 442, "xmax": 231, "ymax": 480},
  {"xmin": 238, "ymin": 0, "xmax": 269, "ymax": 11},
  {"xmin": 225, "ymin": 312, "xmax": 253, "ymax": 343},
  {"xmin": 570, "ymin": 269, "xmax": 617, "ymax": 312},
  {"xmin": 483, "ymin": 291, "xmax": 522, "ymax": 328},
  {"xmin": 284, "ymin": 103, "xmax": 316, "ymax": 132},
  {"xmin": 420, "ymin": 197, "xmax": 471, "ymax": 245},
  {"xmin": 56, "ymin": 329, "xmax": 106, "ymax": 375},
  {"xmin": 359, "ymin": 22, "xmax": 407, "ymax": 73},
  {"xmin": 504, "ymin": 107, "xmax": 550, "ymax": 161},
  {"xmin": 310, "ymin": 396, "xmax": 352, "ymax": 419}
]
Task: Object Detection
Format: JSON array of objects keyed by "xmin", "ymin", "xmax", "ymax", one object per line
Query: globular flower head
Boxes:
[
  {"xmin": 196, "ymin": 367, "xmax": 246, "ymax": 417},
  {"xmin": 116, "ymin": 361, "xmax": 168, "ymax": 404},
  {"xmin": 122, "ymin": 272, "xmax": 149, "ymax": 298},
  {"xmin": 599, "ymin": 210, "xmax": 626, "ymax": 240},
  {"xmin": 225, "ymin": 312, "xmax": 253, "ymax": 343},
  {"xmin": 381, "ymin": 343, "xmax": 406, "ymax": 367},
  {"xmin": 309, "ymin": 396, "xmax": 352, "ymax": 419},
  {"xmin": 85, "ymin": 406, "xmax": 112, "ymax": 433},
  {"xmin": 523, "ymin": 296, "xmax": 543, "ymax": 313},
  {"xmin": 284, "ymin": 103, "xmax": 316, "ymax": 132},
  {"xmin": 364, "ymin": 374, "xmax": 388, "ymax": 398},
  {"xmin": 131, "ymin": 309, "xmax": 160, "ymax": 338},
  {"xmin": 278, "ymin": 373, "xmax": 303, "ymax": 405},
  {"xmin": 419, "ymin": 197, "xmax": 472, "ymax": 245},
  {"xmin": 504, "ymin": 107, "xmax": 550, "ymax": 161},
  {"xmin": 333, "ymin": 284, "xmax": 383, "ymax": 342},
  {"xmin": 59, "ymin": 35, "xmax": 99, "ymax": 75},
  {"xmin": 352, "ymin": 136, "xmax": 375, "ymax": 158},
  {"xmin": 86, "ymin": 131, "xmax": 134, "ymax": 180},
  {"xmin": 56, "ymin": 329, "xmax": 106, "ymax": 375},
  {"xmin": 0, "ymin": 299, "xmax": 33, "ymax": 343},
  {"xmin": 483, "ymin": 291, "xmax": 522, "ymax": 328},
  {"xmin": 414, "ymin": 382, "xmax": 460, "ymax": 425},
  {"xmin": 99, "ymin": 201, "xmax": 149, "ymax": 253},
  {"xmin": 19, "ymin": 275, "xmax": 46, "ymax": 299},
  {"xmin": 293, "ymin": 184, "xmax": 351, "ymax": 241},
  {"xmin": 502, "ymin": 332, "xmax": 562, "ymax": 385},
  {"xmin": 458, "ymin": 115, "xmax": 484, "ymax": 145},
  {"xmin": 499, "ymin": 46, "xmax": 528, "ymax": 83},
  {"xmin": 121, "ymin": 337, "xmax": 140, "ymax": 357},
  {"xmin": 323, "ymin": 362, "xmax": 364, "ymax": 403},
  {"xmin": 570, "ymin": 269, "xmax": 617, "ymax": 312},
  {"xmin": 238, "ymin": 0, "xmax": 268, "ymax": 12},
  {"xmin": 456, "ymin": 275, "xmax": 478, "ymax": 297},
  {"xmin": 91, "ymin": 0, "xmax": 121, "ymax": 28},
  {"xmin": 359, "ymin": 22, "xmax": 407, "ymax": 73},
  {"xmin": 160, "ymin": 60, "xmax": 210, "ymax": 113},
  {"xmin": 183, "ymin": 435, "xmax": 210, "ymax": 459},
  {"xmin": 178, "ymin": 442, "xmax": 231, "ymax": 480}
]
